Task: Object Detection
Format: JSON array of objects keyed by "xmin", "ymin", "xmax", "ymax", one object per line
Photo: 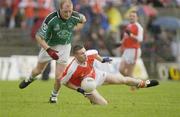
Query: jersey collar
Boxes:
[{"xmin": 57, "ymin": 10, "xmax": 61, "ymax": 18}]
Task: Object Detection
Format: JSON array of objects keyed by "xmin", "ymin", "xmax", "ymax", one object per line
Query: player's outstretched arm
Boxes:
[
  {"xmin": 95, "ymin": 54, "xmax": 112, "ymax": 63},
  {"xmin": 66, "ymin": 82, "xmax": 91, "ymax": 96},
  {"xmin": 72, "ymin": 11, "xmax": 86, "ymax": 23}
]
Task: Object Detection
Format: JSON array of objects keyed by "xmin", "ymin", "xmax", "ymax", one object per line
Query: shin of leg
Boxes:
[
  {"xmin": 53, "ymin": 78, "xmax": 61, "ymax": 93},
  {"xmin": 123, "ymin": 76, "xmax": 141, "ymax": 86},
  {"xmin": 87, "ymin": 90, "xmax": 108, "ymax": 105},
  {"xmin": 105, "ymin": 74, "xmax": 124, "ymax": 84},
  {"xmin": 105, "ymin": 73, "xmax": 141, "ymax": 87},
  {"xmin": 53, "ymin": 63, "xmax": 67, "ymax": 92},
  {"xmin": 31, "ymin": 62, "xmax": 48, "ymax": 78}
]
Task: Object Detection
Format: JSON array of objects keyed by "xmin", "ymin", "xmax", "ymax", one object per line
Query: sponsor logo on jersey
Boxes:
[{"xmin": 68, "ymin": 23, "xmax": 73, "ymax": 29}]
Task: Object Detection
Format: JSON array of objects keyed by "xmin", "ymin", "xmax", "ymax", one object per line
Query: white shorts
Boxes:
[
  {"xmin": 38, "ymin": 44, "xmax": 71, "ymax": 64},
  {"xmin": 94, "ymin": 68, "xmax": 107, "ymax": 87},
  {"xmin": 122, "ymin": 48, "xmax": 141, "ymax": 64}
]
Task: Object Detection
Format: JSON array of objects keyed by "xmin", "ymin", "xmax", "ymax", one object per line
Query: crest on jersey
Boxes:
[
  {"xmin": 68, "ymin": 23, "xmax": 73, "ymax": 29},
  {"xmin": 54, "ymin": 24, "xmax": 60, "ymax": 31},
  {"xmin": 42, "ymin": 23, "xmax": 48, "ymax": 32}
]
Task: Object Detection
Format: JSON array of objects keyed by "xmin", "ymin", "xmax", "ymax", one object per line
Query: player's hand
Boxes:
[
  {"xmin": 46, "ymin": 48, "xmax": 59, "ymax": 60},
  {"xmin": 77, "ymin": 88, "xmax": 91, "ymax": 96},
  {"xmin": 102, "ymin": 57, "xmax": 112, "ymax": 63},
  {"xmin": 125, "ymin": 29, "xmax": 131, "ymax": 36}
]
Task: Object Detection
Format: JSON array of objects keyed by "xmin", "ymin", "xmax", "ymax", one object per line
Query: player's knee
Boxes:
[
  {"xmin": 101, "ymin": 100, "xmax": 108, "ymax": 105},
  {"xmin": 98, "ymin": 100, "xmax": 108, "ymax": 105}
]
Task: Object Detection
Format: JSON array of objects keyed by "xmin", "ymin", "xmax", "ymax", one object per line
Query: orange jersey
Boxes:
[
  {"xmin": 61, "ymin": 50, "xmax": 98, "ymax": 86},
  {"xmin": 122, "ymin": 22, "xmax": 143, "ymax": 49}
]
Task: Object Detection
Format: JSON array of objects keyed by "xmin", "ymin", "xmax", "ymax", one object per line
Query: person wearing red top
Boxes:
[
  {"xmin": 120, "ymin": 10, "xmax": 143, "ymax": 79},
  {"xmin": 60, "ymin": 45, "xmax": 159, "ymax": 105}
]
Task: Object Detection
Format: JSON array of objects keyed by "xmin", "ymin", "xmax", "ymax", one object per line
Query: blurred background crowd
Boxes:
[{"xmin": 0, "ymin": 0, "xmax": 180, "ymax": 76}]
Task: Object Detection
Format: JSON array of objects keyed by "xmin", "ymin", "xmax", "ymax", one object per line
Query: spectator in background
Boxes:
[
  {"xmin": 104, "ymin": 2, "xmax": 122, "ymax": 56},
  {"xmin": 3, "ymin": 0, "xmax": 21, "ymax": 28},
  {"xmin": 105, "ymin": 2, "xmax": 122, "ymax": 32},
  {"xmin": 146, "ymin": 0, "xmax": 164, "ymax": 7},
  {"xmin": 78, "ymin": 0, "xmax": 94, "ymax": 36},
  {"xmin": 31, "ymin": 0, "xmax": 55, "ymax": 39},
  {"xmin": 71, "ymin": 0, "xmax": 78, "ymax": 9},
  {"xmin": 154, "ymin": 30, "xmax": 176, "ymax": 62},
  {"xmin": 0, "ymin": 0, "xmax": 5, "ymax": 26},
  {"xmin": 19, "ymin": 0, "xmax": 36, "ymax": 29}
]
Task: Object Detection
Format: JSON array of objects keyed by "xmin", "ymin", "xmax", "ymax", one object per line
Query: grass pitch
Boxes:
[{"xmin": 0, "ymin": 80, "xmax": 180, "ymax": 117}]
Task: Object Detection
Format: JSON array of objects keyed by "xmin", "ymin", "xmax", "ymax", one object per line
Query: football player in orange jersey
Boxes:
[
  {"xmin": 119, "ymin": 11, "xmax": 144, "ymax": 90},
  {"xmin": 59, "ymin": 45, "xmax": 159, "ymax": 105}
]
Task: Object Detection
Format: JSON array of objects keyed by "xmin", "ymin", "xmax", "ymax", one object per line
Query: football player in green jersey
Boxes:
[{"xmin": 19, "ymin": 0, "xmax": 86, "ymax": 103}]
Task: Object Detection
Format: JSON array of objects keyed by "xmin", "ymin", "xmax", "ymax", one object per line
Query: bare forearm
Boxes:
[
  {"xmin": 129, "ymin": 31, "xmax": 143, "ymax": 42},
  {"xmin": 35, "ymin": 34, "xmax": 50, "ymax": 50},
  {"xmin": 96, "ymin": 54, "xmax": 103, "ymax": 62},
  {"xmin": 130, "ymin": 33, "xmax": 139, "ymax": 41},
  {"xmin": 66, "ymin": 82, "xmax": 79, "ymax": 90}
]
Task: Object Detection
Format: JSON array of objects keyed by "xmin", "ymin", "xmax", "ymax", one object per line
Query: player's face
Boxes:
[
  {"xmin": 75, "ymin": 48, "xmax": 87, "ymax": 63},
  {"xmin": 60, "ymin": 2, "xmax": 73, "ymax": 20},
  {"xmin": 129, "ymin": 12, "xmax": 138, "ymax": 23}
]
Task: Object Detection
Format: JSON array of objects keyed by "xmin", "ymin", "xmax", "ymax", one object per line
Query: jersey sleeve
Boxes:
[
  {"xmin": 85, "ymin": 50, "xmax": 98, "ymax": 61},
  {"xmin": 71, "ymin": 11, "xmax": 85, "ymax": 25},
  {"xmin": 128, "ymin": 23, "xmax": 143, "ymax": 42},
  {"xmin": 135, "ymin": 23, "xmax": 143, "ymax": 42},
  {"xmin": 36, "ymin": 20, "xmax": 52, "ymax": 40},
  {"xmin": 86, "ymin": 50, "xmax": 98, "ymax": 56},
  {"xmin": 61, "ymin": 59, "xmax": 77, "ymax": 84}
]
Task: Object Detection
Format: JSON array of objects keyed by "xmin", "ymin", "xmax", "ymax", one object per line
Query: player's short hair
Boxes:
[
  {"xmin": 130, "ymin": 10, "xmax": 139, "ymax": 16},
  {"xmin": 58, "ymin": 0, "xmax": 73, "ymax": 9},
  {"xmin": 73, "ymin": 45, "xmax": 84, "ymax": 54}
]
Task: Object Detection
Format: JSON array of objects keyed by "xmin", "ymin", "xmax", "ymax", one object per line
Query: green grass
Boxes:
[{"xmin": 0, "ymin": 80, "xmax": 180, "ymax": 117}]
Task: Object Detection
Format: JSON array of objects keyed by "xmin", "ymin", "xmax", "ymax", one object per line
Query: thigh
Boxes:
[
  {"xmin": 86, "ymin": 89, "xmax": 108, "ymax": 105},
  {"xmin": 104, "ymin": 73, "xmax": 125, "ymax": 84},
  {"xmin": 38, "ymin": 44, "xmax": 71, "ymax": 64},
  {"xmin": 122, "ymin": 48, "xmax": 140, "ymax": 64},
  {"xmin": 36, "ymin": 61, "xmax": 49, "ymax": 71},
  {"xmin": 38, "ymin": 48, "xmax": 51, "ymax": 63},
  {"xmin": 94, "ymin": 69, "xmax": 107, "ymax": 87},
  {"xmin": 54, "ymin": 44, "xmax": 71, "ymax": 64}
]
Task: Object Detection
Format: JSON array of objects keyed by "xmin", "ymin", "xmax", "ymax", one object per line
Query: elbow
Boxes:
[
  {"xmin": 35, "ymin": 34, "xmax": 40, "ymax": 41},
  {"xmin": 139, "ymin": 37, "xmax": 143, "ymax": 42}
]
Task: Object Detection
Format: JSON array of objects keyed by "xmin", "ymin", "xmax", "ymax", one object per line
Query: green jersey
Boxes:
[{"xmin": 37, "ymin": 11, "xmax": 82, "ymax": 46}]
